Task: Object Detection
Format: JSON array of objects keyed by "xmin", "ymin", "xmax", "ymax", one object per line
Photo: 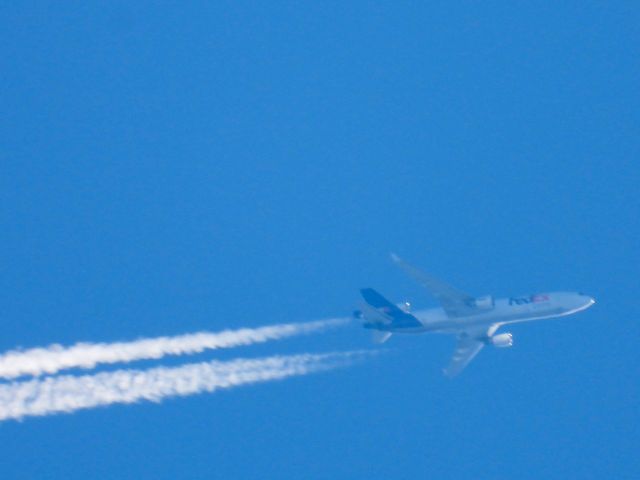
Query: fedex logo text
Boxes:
[{"xmin": 509, "ymin": 294, "xmax": 550, "ymax": 306}]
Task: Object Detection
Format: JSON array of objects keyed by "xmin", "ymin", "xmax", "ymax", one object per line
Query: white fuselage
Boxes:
[{"xmin": 391, "ymin": 291, "xmax": 595, "ymax": 334}]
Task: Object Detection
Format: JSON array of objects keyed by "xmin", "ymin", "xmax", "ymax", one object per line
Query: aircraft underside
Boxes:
[{"xmin": 357, "ymin": 254, "xmax": 595, "ymax": 376}]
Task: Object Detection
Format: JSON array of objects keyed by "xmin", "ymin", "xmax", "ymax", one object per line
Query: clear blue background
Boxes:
[{"xmin": 1, "ymin": 2, "xmax": 638, "ymax": 479}]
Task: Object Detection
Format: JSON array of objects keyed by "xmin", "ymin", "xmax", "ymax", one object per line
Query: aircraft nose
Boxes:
[{"xmin": 579, "ymin": 292, "xmax": 595, "ymax": 305}]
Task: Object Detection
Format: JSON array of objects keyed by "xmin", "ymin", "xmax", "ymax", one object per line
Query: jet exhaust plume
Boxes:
[
  {"xmin": 0, "ymin": 351, "xmax": 368, "ymax": 422},
  {"xmin": 0, "ymin": 318, "xmax": 350, "ymax": 380}
]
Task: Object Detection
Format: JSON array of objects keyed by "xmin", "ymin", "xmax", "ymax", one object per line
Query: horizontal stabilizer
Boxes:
[{"xmin": 372, "ymin": 331, "xmax": 392, "ymax": 344}]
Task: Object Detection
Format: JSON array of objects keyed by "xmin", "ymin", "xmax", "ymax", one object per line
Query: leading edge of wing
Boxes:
[
  {"xmin": 443, "ymin": 339, "xmax": 484, "ymax": 378},
  {"xmin": 443, "ymin": 324, "xmax": 500, "ymax": 377},
  {"xmin": 390, "ymin": 253, "xmax": 476, "ymax": 317}
]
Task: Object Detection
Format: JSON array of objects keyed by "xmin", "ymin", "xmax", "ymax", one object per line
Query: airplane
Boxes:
[{"xmin": 354, "ymin": 254, "xmax": 596, "ymax": 377}]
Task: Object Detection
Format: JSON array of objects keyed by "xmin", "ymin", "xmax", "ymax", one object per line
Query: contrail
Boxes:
[
  {"xmin": 0, "ymin": 318, "xmax": 350, "ymax": 380},
  {"xmin": 0, "ymin": 351, "xmax": 367, "ymax": 422}
]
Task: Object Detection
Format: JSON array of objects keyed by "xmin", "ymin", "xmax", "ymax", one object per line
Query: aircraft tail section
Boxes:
[
  {"xmin": 359, "ymin": 288, "xmax": 422, "ymax": 329},
  {"xmin": 360, "ymin": 288, "xmax": 398, "ymax": 311}
]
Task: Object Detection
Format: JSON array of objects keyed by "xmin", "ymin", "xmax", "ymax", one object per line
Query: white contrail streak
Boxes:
[
  {"xmin": 0, "ymin": 318, "xmax": 350, "ymax": 380},
  {"xmin": 0, "ymin": 351, "xmax": 366, "ymax": 422}
]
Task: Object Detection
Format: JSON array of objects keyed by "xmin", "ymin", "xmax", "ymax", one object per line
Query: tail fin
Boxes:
[
  {"xmin": 360, "ymin": 288, "xmax": 400, "ymax": 312},
  {"xmin": 372, "ymin": 330, "xmax": 392, "ymax": 344},
  {"xmin": 359, "ymin": 288, "xmax": 422, "ymax": 328}
]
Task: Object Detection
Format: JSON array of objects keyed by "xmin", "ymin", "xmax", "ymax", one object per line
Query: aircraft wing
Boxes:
[
  {"xmin": 391, "ymin": 254, "xmax": 476, "ymax": 317},
  {"xmin": 443, "ymin": 324, "xmax": 499, "ymax": 377}
]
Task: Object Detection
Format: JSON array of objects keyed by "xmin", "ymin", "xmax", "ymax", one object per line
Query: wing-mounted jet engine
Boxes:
[{"xmin": 486, "ymin": 333, "xmax": 513, "ymax": 348}]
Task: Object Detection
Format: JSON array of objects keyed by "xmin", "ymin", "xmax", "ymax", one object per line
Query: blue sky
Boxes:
[{"xmin": 1, "ymin": 2, "xmax": 638, "ymax": 478}]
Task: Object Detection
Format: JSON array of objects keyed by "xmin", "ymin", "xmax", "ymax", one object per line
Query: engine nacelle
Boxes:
[
  {"xmin": 489, "ymin": 333, "xmax": 513, "ymax": 348},
  {"xmin": 474, "ymin": 295, "xmax": 494, "ymax": 310}
]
